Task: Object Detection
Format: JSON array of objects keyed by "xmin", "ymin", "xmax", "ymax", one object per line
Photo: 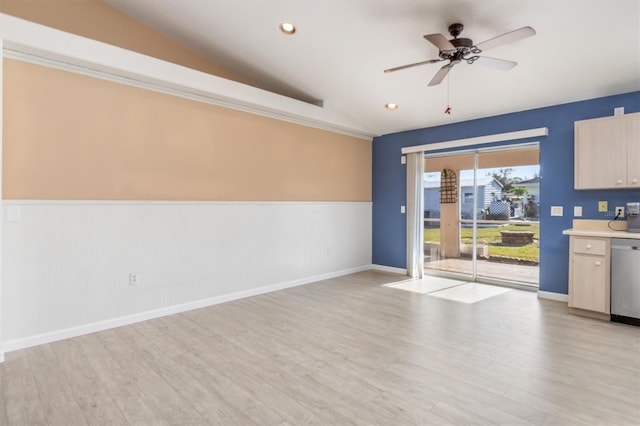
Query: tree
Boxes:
[
  {"xmin": 489, "ymin": 168, "xmax": 518, "ymax": 191},
  {"xmin": 508, "ymin": 186, "xmax": 530, "ymax": 198}
]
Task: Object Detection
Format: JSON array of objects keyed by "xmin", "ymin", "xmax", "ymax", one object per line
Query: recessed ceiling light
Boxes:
[
  {"xmin": 385, "ymin": 103, "xmax": 399, "ymax": 110},
  {"xmin": 279, "ymin": 22, "xmax": 296, "ymax": 35}
]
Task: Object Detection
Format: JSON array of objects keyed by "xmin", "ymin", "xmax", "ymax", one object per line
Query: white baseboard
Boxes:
[
  {"xmin": 2, "ymin": 264, "xmax": 371, "ymax": 354},
  {"xmin": 537, "ymin": 290, "xmax": 569, "ymax": 302},
  {"xmin": 370, "ymin": 264, "xmax": 407, "ymax": 275}
]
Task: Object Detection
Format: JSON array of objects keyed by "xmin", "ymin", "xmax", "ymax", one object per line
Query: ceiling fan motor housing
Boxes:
[
  {"xmin": 450, "ymin": 38, "xmax": 473, "ymax": 49},
  {"xmin": 439, "ymin": 37, "xmax": 474, "ymax": 61}
]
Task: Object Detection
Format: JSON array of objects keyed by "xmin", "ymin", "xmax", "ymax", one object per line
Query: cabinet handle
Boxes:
[
  {"xmin": 632, "ymin": 179, "xmax": 638, "ymax": 184},
  {"xmin": 595, "ymin": 261, "xmax": 601, "ymax": 266},
  {"xmin": 586, "ymin": 244, "xmax": 592, "ymax": 249},
  {"xmin": 616, "ymin": 179, "xmax": 623, "ymax": 184}
]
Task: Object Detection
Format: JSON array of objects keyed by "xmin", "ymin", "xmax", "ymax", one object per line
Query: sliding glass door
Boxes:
[
  {"xmin": 423, "ymin": 144, "xmax": 540, "ymax": 287},
  {"xmin": 424, "ymin": 152, "xmax": 474, "ymax": 278}
]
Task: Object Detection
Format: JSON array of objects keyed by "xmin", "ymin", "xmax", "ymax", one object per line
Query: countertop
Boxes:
[
  {"xmin": 562, "ymin": 228, "xmax": 640, "ymax": 239},
  {"xmin": 563, "ymin": 219, "xmax": 640, "ymax": 239}
]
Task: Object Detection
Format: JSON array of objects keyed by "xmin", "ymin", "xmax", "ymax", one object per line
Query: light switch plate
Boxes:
[
  {"xmin": 400, "ymin": 205, "xmax": 406, "ymax": 214},
  {"xmin": 401, "ymin": 156, "xmax": 406, "ymax": 164},
  {"xmin": 551, "ymin": 206, "xmax": 563, "ymax": 216},
  {"xmin": 6, "ymin": 206, "xmax": 21, "ymax": 222},
  {"xmin": 573, "ymin": 206, "xmax": 582, "ymax": 217},
  {"xmin": 598, "ymin": 201, "xmax": 608, "ymax": 212}
]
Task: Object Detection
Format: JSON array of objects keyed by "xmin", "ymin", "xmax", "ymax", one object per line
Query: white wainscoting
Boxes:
[{"xmin": 2, "ymin": 201, "xmax": 372, "ymax": 351}]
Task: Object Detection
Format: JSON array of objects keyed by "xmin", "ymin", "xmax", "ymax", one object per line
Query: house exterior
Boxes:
[
  {"xmin": 515, "ymin": 176, "xmax": 541, "ymax": 218},
  {"xmin": 424, "ymin": 176, "xmax": 503, "ymax": 219},
  {"xmin": 516, "ymin": 176, "xmax": 541, "ymax": 203}
]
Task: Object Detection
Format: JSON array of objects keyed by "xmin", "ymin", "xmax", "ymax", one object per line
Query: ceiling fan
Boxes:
[{"xmin": 384, "ymin": 23, "xmax": 536, "ymax": 86}]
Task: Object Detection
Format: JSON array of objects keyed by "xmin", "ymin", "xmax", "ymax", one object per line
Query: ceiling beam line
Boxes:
[{"xmin": 0, "ymin": 13, "xmax": 375, "ymax": 140}]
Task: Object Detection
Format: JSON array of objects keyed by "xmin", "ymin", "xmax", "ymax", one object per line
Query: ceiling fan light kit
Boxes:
[{"xmin": 384, "ymin": 23, "xmax": 536, "ymax": 87}]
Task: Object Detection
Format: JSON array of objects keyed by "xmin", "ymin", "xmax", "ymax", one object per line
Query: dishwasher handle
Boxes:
[{"xmin": 611, "ymin": 245, "xmax": 639, "ymax": 250}]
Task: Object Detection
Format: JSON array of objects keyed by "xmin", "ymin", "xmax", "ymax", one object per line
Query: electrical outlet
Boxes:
[
  {"xmin": 598, "ymin": 201, "xmax": 608, "ymax": 212},
  {"xmin": 615, "ymin": 206, "xmax": 625, "ymax": 217},
  {"xmin": 129, "ymin": 273, "xmax": 141, "ymax": 285},
  {"xmin": 551, "ymin": 206, "xmax": 563, "ymax": 216}
]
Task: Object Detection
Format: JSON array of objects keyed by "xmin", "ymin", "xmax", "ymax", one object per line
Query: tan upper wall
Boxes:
[
  {"xmin": 3, "ymin": 59, "xmax": 371, "ymax": 201},
  {"xmin": 0, "ymin": 0, "xmax": 251, "ymax": 85}
]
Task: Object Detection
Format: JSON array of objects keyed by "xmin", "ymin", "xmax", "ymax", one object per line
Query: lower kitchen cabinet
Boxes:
[{"xmin": 568, "ymin": 236, "xmax": 610, "ymax": 315}]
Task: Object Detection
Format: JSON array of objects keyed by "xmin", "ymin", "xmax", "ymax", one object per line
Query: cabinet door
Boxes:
[
  {"xmin": 575, "ymin": 117, "xmax": 628, "ymax": 189},
  {"xmin": 569, "ymin": 253, "xmax": 609, "ymax": 313},
  {"xmin": 627, "ymin": 115, "xmax": 640, "ymax": 187}
]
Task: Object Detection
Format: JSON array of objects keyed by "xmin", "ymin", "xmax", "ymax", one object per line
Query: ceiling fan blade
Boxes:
[
  {"xmin": 424, "ymin": 33, "xmax": 456, "ymax": 51},
  {"xmin": 474, "ymin": 26, "xmax": 536, "ymax": 52},
  {"xmin": 474, "ymin": 56, "xmax": 517, "ymax": 71},
  {"xmin": 384, "ymin": 59, "xmax": 443, "ymax": 73},
  {"xmin": 428, "ymin": 64, "xmax": 453, "ymax": 86}
]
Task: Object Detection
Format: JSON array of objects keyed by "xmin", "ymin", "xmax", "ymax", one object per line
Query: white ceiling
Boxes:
[{"xmin": 103, "ymin": 0, "xmax": 640, "ymax": 137}]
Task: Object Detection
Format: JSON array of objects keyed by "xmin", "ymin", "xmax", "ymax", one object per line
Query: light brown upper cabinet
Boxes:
[{"xmin": 574, "ymin": 112, "xmax": 640, "ymax": 189}]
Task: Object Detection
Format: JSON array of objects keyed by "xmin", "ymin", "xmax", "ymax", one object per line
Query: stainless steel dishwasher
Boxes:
[{"xmin": 611, "ymin": 238, "xmax": 640, "ymax": 326}]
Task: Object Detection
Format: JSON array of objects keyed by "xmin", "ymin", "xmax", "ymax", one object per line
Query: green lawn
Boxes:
[{"xmin": 424, "ymin": 223, "xmax": 539, "ymax": 262}]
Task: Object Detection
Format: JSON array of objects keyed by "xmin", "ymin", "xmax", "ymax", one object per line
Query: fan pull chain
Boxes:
[{"xmin": 444, "ymin": 73, "xmax": 452, "ymax": 115}]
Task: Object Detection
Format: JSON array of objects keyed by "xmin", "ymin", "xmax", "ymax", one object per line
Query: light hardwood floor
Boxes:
[{"xmin": 1, "ymin": 270, "xmax": 639, "ymax": 425}]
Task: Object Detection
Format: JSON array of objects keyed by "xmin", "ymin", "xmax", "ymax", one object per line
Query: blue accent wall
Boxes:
[{"xmin": 372, "ymin": 91, "xmax": 640, "ymax": 295}]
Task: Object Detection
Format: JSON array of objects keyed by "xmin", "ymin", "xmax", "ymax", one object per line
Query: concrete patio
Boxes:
[{"xmin": 424, "ymin": 257, "xmax": 539, "ymax": 286}]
